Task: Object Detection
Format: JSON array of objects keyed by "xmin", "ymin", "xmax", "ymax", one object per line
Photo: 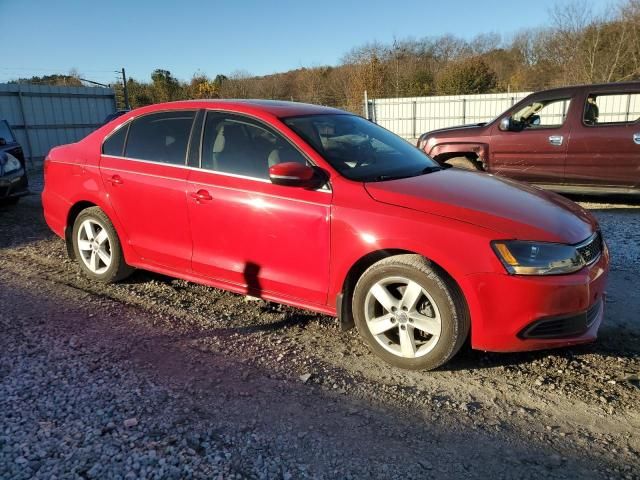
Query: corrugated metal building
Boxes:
[{"xmin": 0, "ymin": 83, "xmax": 116, "ymax": 164}]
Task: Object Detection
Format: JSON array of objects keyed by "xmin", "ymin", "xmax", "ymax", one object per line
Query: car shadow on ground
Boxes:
[
  {"xmin": 4, "ymin": 276, "xmax": 629, "ymax": 479},
  {"xmin": 115, "ymin": 267, "xmax": 639, "ymax": 373}
]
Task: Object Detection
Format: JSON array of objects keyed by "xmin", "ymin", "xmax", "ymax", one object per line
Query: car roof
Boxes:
[
  {"xmin": 134, "ymin": 99, "xmax": 348, "ymax": 118},
  {"xmin": 531, "ymin": 81, "xmax": 640, "ymax": 97}
]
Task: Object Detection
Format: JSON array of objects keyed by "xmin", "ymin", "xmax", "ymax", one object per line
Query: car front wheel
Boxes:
[
  {"xmin": 72, "ymin": 207, "xmax": 133, "ymax": 283},
  {"xmin": 352, "ymin": 254, "xmax": 469, "ymax": 370}
]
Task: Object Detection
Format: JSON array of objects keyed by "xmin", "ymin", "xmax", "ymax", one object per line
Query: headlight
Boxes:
[
  {"xmin": 1, "ymin": 153, "xmax": 21, "ymax": 175},
  {"xmin": 492, "ymin": 240, "xmax": 584, "ymax": 275}
]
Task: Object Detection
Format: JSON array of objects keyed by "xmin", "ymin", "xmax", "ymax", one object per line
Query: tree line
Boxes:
[{"xmin": 10, "ymin": 0, "xmax": 640, "ymax": 113}]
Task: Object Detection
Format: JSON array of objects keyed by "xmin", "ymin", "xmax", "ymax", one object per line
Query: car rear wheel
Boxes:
[
  {"xmin": 445, "ymin": 156, "xmax": 479, "ymax": 170},
  {"xmin": 72, "ymin": 207, "xmax": 133, "ymax": 283},
  {"xmin": 352, "ymin": 254, "xmax": 469, "ymax": 370}
]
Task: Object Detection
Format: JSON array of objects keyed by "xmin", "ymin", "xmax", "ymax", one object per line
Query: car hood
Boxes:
[
  {"xmin": 419, "ymin": 123, "xmax": 487, "ymax": 141},
  {"xmin": 364, "ymin": 169, "xmax": 596, "ymax": 244}
]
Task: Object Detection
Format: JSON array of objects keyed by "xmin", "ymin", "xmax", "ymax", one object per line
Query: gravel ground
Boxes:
[{"xmin": 0, "ymin": 170, "xmax": 639, "ymax": 479}]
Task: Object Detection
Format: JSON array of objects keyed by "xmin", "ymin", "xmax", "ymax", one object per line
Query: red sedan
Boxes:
[{"xmin": 42, "ymin": 100, "xmax": 609, "ymax": 370}]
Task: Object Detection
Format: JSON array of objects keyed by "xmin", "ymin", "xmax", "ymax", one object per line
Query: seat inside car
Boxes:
[
  {"xmin": 206, "ymin": 122, "xmax": 268, "ymax": 178},
  {"xmin": 267, "ymin": 145, "xmax": 306, "ymax": 167}
]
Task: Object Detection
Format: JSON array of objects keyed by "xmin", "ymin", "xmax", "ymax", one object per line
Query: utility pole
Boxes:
[{"xmin": 121, "ymin": 68, "xmax": 130, "ymax": 110}]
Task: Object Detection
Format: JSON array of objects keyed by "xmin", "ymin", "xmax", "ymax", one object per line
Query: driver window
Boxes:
[
  {"xmin": 512, "ymin": 98, "xmax": 571, "ymax": 129},
  {"xmin": 200, "ymin": 112, "xmax": 308, "ymax": 180}
]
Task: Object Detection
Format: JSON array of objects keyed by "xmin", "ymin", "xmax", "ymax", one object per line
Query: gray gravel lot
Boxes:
[{"xmin": 0, "ymin": 171, "xmax": 639, "ymax": 479}]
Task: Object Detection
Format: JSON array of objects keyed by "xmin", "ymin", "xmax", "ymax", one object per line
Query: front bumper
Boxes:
[
  {"xmin": 466, "ymin": 246, "xmax": 609, "ymax": 352},
  {"xmin": 0, "ymin": 169, "xmax": 29, "ymax": 199}
]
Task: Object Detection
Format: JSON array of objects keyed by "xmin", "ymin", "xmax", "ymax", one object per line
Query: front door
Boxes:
[
  {"xmin": 187, "ymin": 111, "xmax": 331, "ymax": 305},
  {"xmin": 489, "ymin": 95, "xmax": 574, "ymax": 184},
  {"xmin": 99, "ymin": 110, "xmax": 196, "ymax": 271}
]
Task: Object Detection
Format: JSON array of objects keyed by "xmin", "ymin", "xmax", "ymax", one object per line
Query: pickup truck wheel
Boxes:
[
  {"xmin": 352, "ymin": 254, "xmax": 470, "ymax": 371},
  {"xmin": 445, "ymin": 156, "xmax": 479, "ymax": 170}
]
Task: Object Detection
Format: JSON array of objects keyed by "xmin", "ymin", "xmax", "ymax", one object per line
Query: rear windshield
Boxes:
[
  {"xmin": 0, "ymin": 121, "xmax": 15, "ymax": 143},
  {"xmin": 283, "ymin": 114, "xmax": 439, "ymax": 182}
]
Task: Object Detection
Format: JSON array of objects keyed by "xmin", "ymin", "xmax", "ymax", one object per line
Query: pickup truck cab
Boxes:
[{"xmin": 418, "ymin": 82, "xmax": 640, "ymax": 195}]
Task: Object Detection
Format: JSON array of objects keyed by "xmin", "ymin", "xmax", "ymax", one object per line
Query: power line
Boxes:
[{"xmin": 0, "ymin": 67, "xmax": 116, "ymax": 73}]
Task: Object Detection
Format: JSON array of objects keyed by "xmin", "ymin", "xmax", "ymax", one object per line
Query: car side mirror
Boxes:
[
  {"xmin": 269, "ymin": 162, "xmax": 317, "ymax": 187},
  {"xmin": 498, "ymin": 117, "xmax": 512, "ymax": 132},
  {"xmin": 530, "ymin": 115, "xmax": 541, "ymax": 126},
  {"xmin": 0, "ymin": 137, "xmax": 6, "ymax": 146}
]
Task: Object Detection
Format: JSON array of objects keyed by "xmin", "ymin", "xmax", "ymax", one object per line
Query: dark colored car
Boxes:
[
  {"xmin": 102, "ymin": 110, "xmax": 130, "ymax": 126},
  {"xmin": 418, "ymin": 82, "xmax": 640, "ymax": 195},
  {"xmin": 0, "ymin": 120, "xmax": 28, "ymax": 206},
  {"xmin": 42, "ymin": 100, "xmax": 608, "ymax": 371}
]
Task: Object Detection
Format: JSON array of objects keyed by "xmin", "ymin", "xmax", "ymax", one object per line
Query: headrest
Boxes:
[
  {"xmin": 213, "ymin": 126, "xmax": 225, "ymax": 154},
  {"xmin": 268, "ymin": 149, "xmax": 281, "ymax": 167},
  {"xmin": 268, "ymin": 147, "xmax": 305, "ymax": 167}
]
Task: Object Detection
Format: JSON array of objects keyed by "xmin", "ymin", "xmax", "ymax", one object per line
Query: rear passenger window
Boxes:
[
  {"xmin": 102, "ymin": 124, "xmax": 128, "ymax": 156},
  {"xmin": 200, "ymin": 112, "xmax": 308, "ymax": 179},
  {"xmin": 583, "ymin": 93, "xmax": 640, "ymax": 125},
  {"xmin": 124, "ymin": 111, "xmax": 196, "ymax": 165}
]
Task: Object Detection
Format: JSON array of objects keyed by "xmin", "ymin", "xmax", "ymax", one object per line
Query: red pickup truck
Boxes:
[{"xmin": 418, "ymin": 82, "xmax": 640, "ymax": 195}]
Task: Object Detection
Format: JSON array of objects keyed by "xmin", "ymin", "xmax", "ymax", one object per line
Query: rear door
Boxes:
[
  {"xmin": 565, "ymin": 89, "xmax": 640, "ymax": 189},
  {"xmin": 489, "ymin": 95, "xmax": 574, "ymax": 184},
  {"xmin": 99, "ymin": 110, "xmax": 197, "ymax": 271}
]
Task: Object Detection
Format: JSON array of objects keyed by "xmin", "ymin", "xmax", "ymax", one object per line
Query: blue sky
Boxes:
[{"xmin": 2, "ymin": 0, "xmax": 613, "ymax": 84}]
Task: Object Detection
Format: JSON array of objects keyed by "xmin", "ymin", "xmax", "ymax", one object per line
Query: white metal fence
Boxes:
[
  {"xmin": 0, "ymin": 83, "xmax": 117, "ymax": 164},
  {"xmin": 366, "ymin": 91, "xmax": 640, "ymax": 141},
  {"xmin": 365, "ymin": 92, "xmax": 532, "ymax": 141}
]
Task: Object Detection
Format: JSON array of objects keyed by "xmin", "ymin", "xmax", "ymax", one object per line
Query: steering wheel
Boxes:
[{"xmin": 352, "ymin": 138, "xmax": 376, "ymax": 168}]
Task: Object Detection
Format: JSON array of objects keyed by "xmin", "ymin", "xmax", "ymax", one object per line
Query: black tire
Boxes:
[
  {"xmin": 445, "ymin": 156, "xmax": 479, "ymax": 170},
  {"xmin": 352, "ymin": 254, "xmax": 469, "ymax": 371},
  {"xmin": 72, "ymin": 206, "xmax": 134, "ymax": 283}
]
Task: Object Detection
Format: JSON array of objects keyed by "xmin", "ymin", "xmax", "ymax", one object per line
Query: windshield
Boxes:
[
  {"xmin": 0, "ymin": 121, "xmax": 15, "ymax": 143},
  {"xmin": 283, "ymin": 114, "xmax": 440, "ymax": 182}
]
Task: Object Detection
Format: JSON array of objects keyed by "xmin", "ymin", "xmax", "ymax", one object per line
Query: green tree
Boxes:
[
  {"xmin": 150, "ymin": 69, "xmax": 182, "ymax": 103},
  {"xmin": 436, "ymin": 58, "xmax": 497, "ymax": 95}
]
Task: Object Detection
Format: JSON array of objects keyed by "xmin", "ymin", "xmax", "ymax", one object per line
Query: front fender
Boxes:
[
  {"xmin": 328, "ymin": 199, "xmax": 503, "ymax": 302},
  {"xmin": 428, "ymin": 142, "xmax": 489, "ymax": 164}
]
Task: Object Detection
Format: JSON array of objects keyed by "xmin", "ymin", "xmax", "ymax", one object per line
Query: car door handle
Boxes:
[
  {"xmin": 633, "ymin": 133, "xmax": 640, "ymax": 145},
  {"xmin": 548, "ymin": 135, "xmax": 564, "ymax": 146},
  {"xmin": 190, "ymin": 189, "xmax": 213, "ymax": 202},
  {"xmin": 108, "ymin": 174, "xmax": 123, "ymax": 185}
]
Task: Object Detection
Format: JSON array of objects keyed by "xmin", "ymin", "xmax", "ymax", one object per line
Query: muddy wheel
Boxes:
[
  {"xmin": 72, "ymin": 207, "xmax": 134, "ymax": 283},
  {"xmin": 352, "ymin": 254, "xmax": 470, "ymax": 371}
]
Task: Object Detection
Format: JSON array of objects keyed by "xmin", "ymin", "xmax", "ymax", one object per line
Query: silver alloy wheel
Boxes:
[
  {"xmin": 77, "ymin": 219, "xmax": 112, "ymax": 274},
  {"xmin": 364, "ymin": 276, "xmax": 442, "ymax": 358}
]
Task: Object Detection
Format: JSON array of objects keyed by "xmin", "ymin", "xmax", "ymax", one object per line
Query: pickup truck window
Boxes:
[
  {"xmin": 583, "ymin": 93, "xmax": 640, "ymax": 126},
  {"xmin": 512, "ymin": 98, "xmax": 571, "ymax": 129}
]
